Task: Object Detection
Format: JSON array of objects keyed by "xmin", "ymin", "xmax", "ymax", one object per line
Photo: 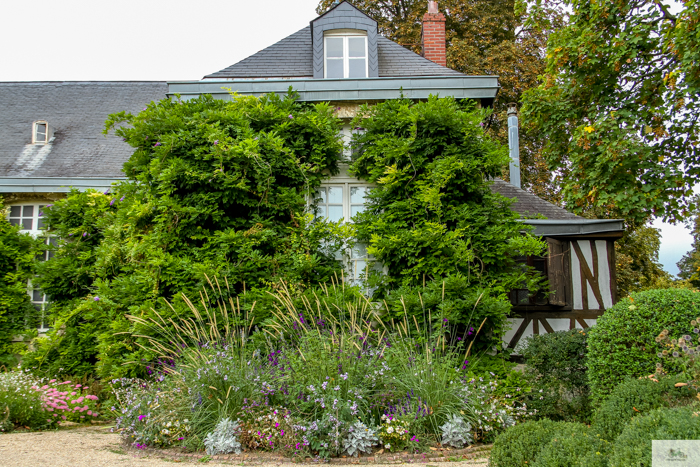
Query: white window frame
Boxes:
[
  {"xmin": 324, "ymin": 30, "xmax": 369, "ymax": 79},
  {"xmin": 33, "ymin": 121, "xmax": 49, "ymax": 144},
  {"xmin": 6, "ymin": 203, "xmax": 54, "ymax": 333},
  {"xmin": 7, "ymin": 202, "xmax": 48, "ymax": 234}
]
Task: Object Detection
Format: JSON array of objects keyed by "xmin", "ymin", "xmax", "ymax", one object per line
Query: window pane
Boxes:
[
  {"xmin": 23, "ymin": 205, "xmax": 34, "ymax": 217},
  {"xmin": 9, "ymin": 219, "xmax": 19, "ymax": 226},
  {"xmin": 328, "ymin": 206, "xmax": 343, "ymax": 222},
  {"xmin": 325, "ymin": 38, "xmax": 344, "ymax": 57},
  {"xmin": 351, "ymin": 205, "xmax": 365, "ymax": 216},
  {"xmin": 48, "ymin": 250, "xmax": 55, "ymax": 260},
  {"xmin": 9, "ymin": 206, "xmax": 21, "ymax": 217},
  {"xmin": 327, "ymin": 187, "xmax": 343, "ymax": 204},
  {"xmin": 37, "ymin": 218, "xmax": 46, "ymax": 229},
  {"xmin": 326, "ymin": 59, "xmax": 344, "ymax": 78},
  {"xmin": 348, "ymin": 37, "xmax": 366, "ymax": 57},
  {"xmin": 35, "ymin": 124, "xmax": 46, "ymax": 141},
  {"xmin": 318, "ymin": 187, "xmax": 327, "ymax": 203},
  {"xmin": 352, "ymin": 243, "xmax": 367, "ymax": 258},
  {"xmin": 22, "ymin": 219, "xmax": 33, "ymax": 230},
  {"xmin": 350, "ymin": 186, "xmax": 366, "ymax": 204},
  {"xmin": 32, "ymin": 289, "xmax": 44, "ymax": 301},
  {"xmin": 317, "ymin": 206, "xmax": 326, "ymax": 217},
  {"xmin": 348, "ymin": 59, "xmax": 367, "ymax": 78},
  {"xmin": 33, "ymin": 304, "xmax": 42, "ymax": 312},
  {"xmin": 354, "ymin": 260, "xmax": 367, "ymax": 277},
  {"xmin": 48, "ymin": 237, "xmax": 58, "ymax": 247}
]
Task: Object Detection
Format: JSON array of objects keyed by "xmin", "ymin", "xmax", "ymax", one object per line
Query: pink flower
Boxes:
[
  {"xmin": 49, "ymin": 379, "xmax": 56, "ymax": 383},
  {"xmin": 71, "ymin": 392, "xmax": 76, "ymax": 396},
  {"xmin": 77, "ymin": 396, "xmax": 84, "ymax": 403},
  {"xmin": 87, "ymin": 410, "xmax": 92, "ymax": 416},
  {"xmin": 61, "ymin": 416, "xmax": 66, "ymax": 420}
]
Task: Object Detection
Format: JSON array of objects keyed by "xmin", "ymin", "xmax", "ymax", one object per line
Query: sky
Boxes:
[{"xmin": 0, "ymin": 0, "xmax": 694, "ymax": 275}]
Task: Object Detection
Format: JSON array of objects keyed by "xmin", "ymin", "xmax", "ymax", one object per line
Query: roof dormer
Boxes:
[{"xmin": 311, "ymin": 1, "xmax": 378, "ymax": 79}]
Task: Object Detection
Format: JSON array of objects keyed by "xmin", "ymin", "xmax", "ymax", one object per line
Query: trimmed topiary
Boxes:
[
  {"xmin": 489, "ymin": 420, "xmax": 577, "ymax": 467},
  {"xmin": 593, "ymin": 375, "xmax": 696, "ymax": 441},
  {"xmin": 532, "ymin": 423, "xmax": 610, "ymax": 467},
  {"xmin": 587, "ymin": 288, "xmax": 700, "ymax": 401},
  {"xmin": 610, "ymin": 407, "xmax": 700, "ymax": 467}
]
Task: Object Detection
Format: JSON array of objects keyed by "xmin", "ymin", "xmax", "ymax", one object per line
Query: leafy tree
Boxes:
[
  {"xmin": 677, "ymin": 195, "xmax": 700, "ymax": 287},
  {"xmin": 0, "ymin": 198, "xmax": 41, "ymax": 365},
  {"xmin": 316, "ymin": 0, "xmax": 566, "ymax": 202},
  {"xmin": 522, "ymin": 0, "xmax": 700, "ymax": 223}
]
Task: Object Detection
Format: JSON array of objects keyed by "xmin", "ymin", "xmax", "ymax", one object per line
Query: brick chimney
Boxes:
[{"xmin": 422, "ymin": 1, "xmax": 446, "ymax": 67}]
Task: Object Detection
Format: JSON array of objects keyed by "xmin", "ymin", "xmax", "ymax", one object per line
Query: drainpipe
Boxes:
[{"xmin": 507, "ymin": 103, "xmax": 521, "ymax": 189}]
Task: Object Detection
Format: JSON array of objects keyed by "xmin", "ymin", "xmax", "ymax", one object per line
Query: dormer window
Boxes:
[
  {"xmin": 324, "ymin": 30, "xmax": 368, "ymax": 78},
  {"xmin": 33, "ymin": 121, "xmax": 49, "ymax": 144}
]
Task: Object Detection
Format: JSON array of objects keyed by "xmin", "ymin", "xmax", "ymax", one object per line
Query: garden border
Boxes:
[{"xmin": 122, "ymin": 443, "xmax": 493, "ymax": 464}]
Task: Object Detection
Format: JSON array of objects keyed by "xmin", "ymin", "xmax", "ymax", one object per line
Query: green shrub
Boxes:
[
  {"xmin": 522, "ymin": 328, "xmax": 591, "ymax": 423},
  {"xmin": 489, "ymin": 420, "xmax": 575, "ymax": 467},
  {"xmin": 532, "ymin": 423, "xmax": 611, "ymax": 467},
  {"xmin": 0, "ymin": 371, "xmax": 54, "ymax": 431},
  {"xmin": 593, "ymin": 375, "xmax": 696, "ymax": 441},
  {"xmin": 610, "ymin": 407, "xmax": 700, "ymax": 467},
  {"xmin": 587, "ymin": 288, "xmax": 700, "ymax": 401}
]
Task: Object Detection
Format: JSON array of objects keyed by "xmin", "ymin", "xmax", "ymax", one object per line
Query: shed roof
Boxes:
[
  {"xmin": 203, "ymin": 26, "xmax": 463, "ymax": 79},
  {"xmin": 0, "ymin": 81, "xmax": 167, "ymax": 179},
  {"xmin": 490, "ymin": 179, "xmax": 581, "ymax": 220}
]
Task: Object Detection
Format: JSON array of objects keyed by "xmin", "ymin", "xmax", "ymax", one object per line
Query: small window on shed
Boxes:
[{"xmin": 33, "ymin": 121, "xmax": 48, "ymax": 144}]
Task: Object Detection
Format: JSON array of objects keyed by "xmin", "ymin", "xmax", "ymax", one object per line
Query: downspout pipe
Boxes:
[{"xmin": 507, "ymin": 103, "xmax": 521, "ymax": 189}]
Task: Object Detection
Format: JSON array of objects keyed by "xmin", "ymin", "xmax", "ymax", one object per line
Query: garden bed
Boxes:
[{"xmin": 123, "ymin": 442, "xmax": 493, "ymax": 464}]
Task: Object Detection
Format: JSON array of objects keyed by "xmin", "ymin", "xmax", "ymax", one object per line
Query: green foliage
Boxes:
[
  {"xmin": 489, "ymin": 419, "xmax": 571, "ymax": 467},
  {"xmin": 593, "ymin": 376, "xmax": 696, "ymax": 442},
  {"xmin": 522, "ymin": 329, "xmax": 592, "ymax": 423},
  {"xmin": 610, "ymin": 407, "xmax": 700, "ymax": 467},
  {"xmin": 350, "ymin": 97, "xmax": 545, "ymax": 294},
  {"xmin": 522, "ymin": 0, "xmax": 700, "ymax": 223},
  {"xmin": 587, "ymin": 288, "xmax": 700, "ymax": 401},
  {"xmin": 27, "ymin": 91, "xmax": 346, "ymax": 379},
  {"xmin": 678, "ymin": 195, "xmax": 700, "ymax": 287},
  {"xmin": 531, "ymin": 423, "xmax": 611, "ymax": 467},
  {"xmin": 0, "ymin": 198, "xmax": 41, "ymax": 366}
]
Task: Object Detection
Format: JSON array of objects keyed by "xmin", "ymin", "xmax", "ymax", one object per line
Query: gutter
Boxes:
[{"xmin": 0, "ymin": 177, "xmax": 125, "ymax": 193}]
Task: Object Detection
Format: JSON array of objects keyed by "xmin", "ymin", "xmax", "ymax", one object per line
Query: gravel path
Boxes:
[{"xmin": 0, "ymin": 426, "xmax": 489, "ymax": 467}]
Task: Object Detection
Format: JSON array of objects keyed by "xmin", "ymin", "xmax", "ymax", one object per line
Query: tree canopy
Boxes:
[{"xmin": 522, "ymin": 0, "xmax": 700, "ymax": 223}]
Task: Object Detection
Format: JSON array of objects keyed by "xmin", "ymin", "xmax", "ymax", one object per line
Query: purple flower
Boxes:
[
  {"xmin": 143, "ymin": 108, "xmax": 147, "ymax": 111},
  {"xmin": 103, "ymin": 190, "xmax": 110, "ymax": 195},
  {"xmin": 288, "ymin": 114, "xmax": 294, "ymax": 119},
  {"xmin": 94, "ymin": 296, "xmax": 100, "ymax": 302},
  {"xmin": 110, "ymin": 199, "xmax": 115, "ymax": 206},
  {"xmin": 82, "ymin": 232, "xmax": 87, "ymax": 237},
  {"xmin": 120, "ymin": 196, "xmax": 125, "ymax": 201},
  {"xmin": 154, "ymin": 142, "xmax": 161, "ymax": 147},
  {"xmin": 138, "ymin": 414, "xmax": 145, "ymax": 421},
  {"xmin": 214, "ymin": 140, "xmax": 219, "ymax": 145}
]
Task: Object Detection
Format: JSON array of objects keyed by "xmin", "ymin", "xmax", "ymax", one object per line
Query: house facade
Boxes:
[{"xmin": 0, "ymin": 1, "xmax": 622, "ymax": 350}]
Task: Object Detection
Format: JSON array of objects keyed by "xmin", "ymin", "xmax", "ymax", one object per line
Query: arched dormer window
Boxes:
[
  {"xmin": 324, "ymin": 30, "xmax": 368, "ymax": 78},
  {"xmin": 33, "ymin": 121, "xmax": 49, "ymax": 144}
]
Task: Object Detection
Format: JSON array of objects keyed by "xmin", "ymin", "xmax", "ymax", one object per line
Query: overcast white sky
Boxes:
[{"xmin": 0, "ymin": 0, "xmax": 693, "ymax": 275}]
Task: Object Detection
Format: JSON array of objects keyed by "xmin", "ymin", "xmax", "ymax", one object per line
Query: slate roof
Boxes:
[
  {"xmin": 490, "ymin": 179, "xmax": 582, "ymax": 220},
  {"xmin": 203, "ymin": 26, "xmax": 463, "ymax": 79},
  {"xmin": 0, "ymin": 82, "xmax": 167, "ymax": 179}
]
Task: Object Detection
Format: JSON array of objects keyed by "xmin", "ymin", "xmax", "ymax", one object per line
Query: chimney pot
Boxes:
[
  {"xmin": 507, "ymin": 103, "xmax": 521, "ymax": 188},
  {"xmin": 428, "ymin": 1, "xmax": 439, "ymax": 13}
]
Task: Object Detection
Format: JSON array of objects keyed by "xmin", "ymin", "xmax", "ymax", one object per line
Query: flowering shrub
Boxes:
[
  {"xmin": 0, "ymin": 369, "xmax": 102, "ymax": 431},
  {"xmin": 204, "ymin": 418, "xmax": 242, "ymax": 456},
  {"xmin": 377, "ymin": 415, "xmax": 413, "ymax": 451},
  {"xmin": 238, "ymin": 404, "xmax": 298, "ymax": 452}
]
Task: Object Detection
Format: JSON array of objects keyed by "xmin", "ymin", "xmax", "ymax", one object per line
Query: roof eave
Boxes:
[
  {"xmin": 168, "ymin": 75, "xmax": 500, "ymax": 102},
  {"xmin": 519, "ymin": 218, "xmax": 625, "ymax": 237},
  {"xmin": 0, "ymin": 177, "xmax": 125, "ymax": 193}
]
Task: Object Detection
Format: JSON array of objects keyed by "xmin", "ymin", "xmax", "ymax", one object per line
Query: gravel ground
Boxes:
[{"xmin": 0, "ymin": 426, "xmax": 489, "ymax": 467}]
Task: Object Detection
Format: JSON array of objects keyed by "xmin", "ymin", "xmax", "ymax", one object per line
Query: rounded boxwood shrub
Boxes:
[
  {"xmin": 610, "ymin": 407, "xmax": 700, "ymax": 467},
  {"xmin": 489, "ymin": 420, "xmax": 578, "ymax": 467},
  {"xmin": 532, "ymin": 423, "xmax": 610, "ymax": 467},
  {"xmin": 522, "ymin": 329, "xmax": 591, "ymax": 423},
  {"xmin": 593, "ymin": 375, "xmax": 696, "ymax": 441},
  {"xmin": 587, "ymin": 288, "xmax": 700, "ymax": 401}
]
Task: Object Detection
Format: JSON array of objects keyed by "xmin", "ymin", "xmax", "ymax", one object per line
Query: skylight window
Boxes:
[
  {"xmin": 33, "ymin": 121, "xmax": 48, "ymax": 144},
  {"xmin": 324, "ymin": 31, "xmax": 368, "ymax": 79}
]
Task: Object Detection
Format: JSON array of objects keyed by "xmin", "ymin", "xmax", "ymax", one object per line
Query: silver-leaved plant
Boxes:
[
  {"xmin": 203, "ymin": 418, "xmax": 242, "ymax": 456},
  {"xmin": 343, "ymin": 420, "xmax": 378, "ymax": 457},
  {"xmin": 440, "ymin": 414, "xmax": 473, "ymax": 448}
]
